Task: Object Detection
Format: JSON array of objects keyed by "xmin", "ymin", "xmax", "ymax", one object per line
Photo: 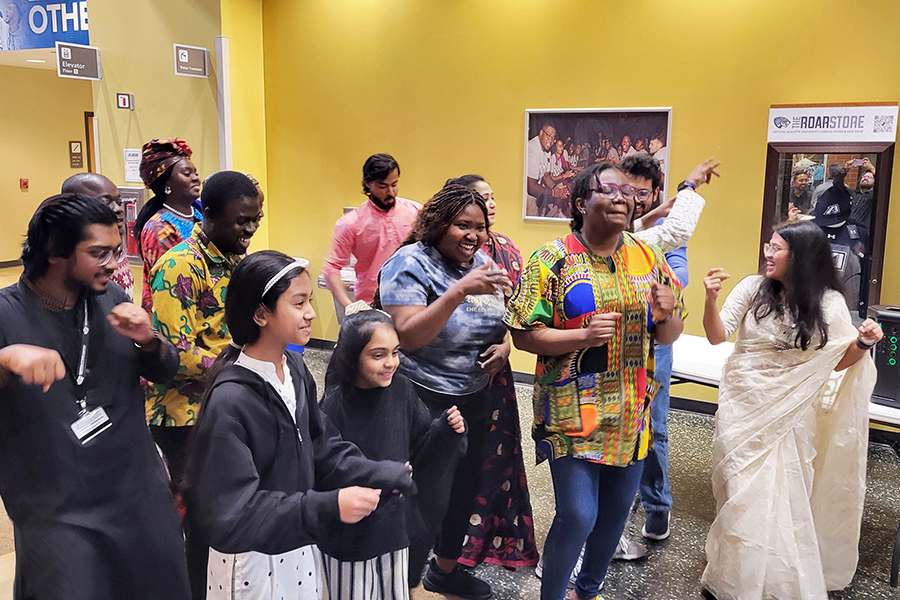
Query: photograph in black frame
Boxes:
[{"xmin": 523, "ymin": 108, "xmax": 672, "ymax": 221}]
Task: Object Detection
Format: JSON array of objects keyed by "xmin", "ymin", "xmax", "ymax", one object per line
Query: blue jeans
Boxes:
[
  {"xmin": 640, "ymin": 342, "xmax": 672, "ymax": 515},
  {"xmin": 540, "ymin": 456, "xmax": 644, "ymax": 600}
]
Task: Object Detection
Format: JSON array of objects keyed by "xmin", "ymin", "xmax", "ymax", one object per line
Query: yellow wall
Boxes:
[
  {"xmin": 88, "ymin": 0, "xmax": 222, "ymax": 191},
  {"xmin": 254, "ymin": 0, "xmax": 900, "ymax": 377},
  {"xmin": 0, "ymin": 66, "xmax": 93, "ymax": 262},
  {"xmin": 220, "ymin": 0, "xmax": 269, "ymax": 248}
]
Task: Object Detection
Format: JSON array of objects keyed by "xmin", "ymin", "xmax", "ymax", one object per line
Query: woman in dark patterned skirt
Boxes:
[{"xmin": 446, "ymin": 175, "xmax": 539, "ymax": 569}]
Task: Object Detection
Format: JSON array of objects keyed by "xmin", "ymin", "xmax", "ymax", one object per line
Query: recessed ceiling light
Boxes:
[{"xmin": 26, "ymin": 59, "xmax": 47, "ymax": 63}]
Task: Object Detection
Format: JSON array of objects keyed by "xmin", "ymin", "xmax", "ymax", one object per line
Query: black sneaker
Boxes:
[{"xmin": 422, "ymin": 558, "xmax": 493, "ymax": 600}]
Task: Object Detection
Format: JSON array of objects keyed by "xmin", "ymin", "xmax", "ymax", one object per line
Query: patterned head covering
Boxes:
[{"xmin": 139, "ymin": 138, "xmax": 193, "ymax": 189}]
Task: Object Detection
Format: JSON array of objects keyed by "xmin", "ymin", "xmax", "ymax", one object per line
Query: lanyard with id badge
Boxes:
[{"xmin": 70, "ymin": 299, "xmax": 112, "ymax": 444}]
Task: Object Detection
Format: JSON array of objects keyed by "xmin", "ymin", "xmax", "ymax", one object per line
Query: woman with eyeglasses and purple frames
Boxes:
[
  {"xmin": 505, "ymin": 162, "xmax": 686, "ymax": 600},
  {"xmin": 700, "ymin": 220, "xmax": 880, "ymax": 599}
]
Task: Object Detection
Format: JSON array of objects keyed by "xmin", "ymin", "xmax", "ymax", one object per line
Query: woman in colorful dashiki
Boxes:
[
  {"xmin": 505, "ymin": 162, "xmax": 685, "ymax": 600},
  {"xmin": 378, "ymin": 184, "xmax": 510, "ymax": 600},
  {"xmin": 134, "ymin": 138, "xmax": 202, "ymax": 311},
  {"xmin": 701, "ymin": 220, "xmax": 880, "ymax": 600},
  {"xmin": 446, "ymin": 175, "xmax": 539, "ymax": 570}
]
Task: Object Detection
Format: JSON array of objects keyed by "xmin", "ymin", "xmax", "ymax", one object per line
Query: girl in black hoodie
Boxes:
[
  {"xmin": 185, "ymin": 251, "xmax": 413, "ymax": 600},
  {"xmin": 319, "ymin": 308, "xmax": 467, "ymax": 598}
]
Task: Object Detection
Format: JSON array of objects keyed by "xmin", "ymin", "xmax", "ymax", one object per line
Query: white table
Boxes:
[{"xmin": 671, "ymin": 334, "xmax": 900, "ymax": 428}]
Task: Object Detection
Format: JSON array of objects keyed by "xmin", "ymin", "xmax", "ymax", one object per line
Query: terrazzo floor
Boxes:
[{"xmin": 302, "ymin": 347, "xmax": 900, "ymax": 600}]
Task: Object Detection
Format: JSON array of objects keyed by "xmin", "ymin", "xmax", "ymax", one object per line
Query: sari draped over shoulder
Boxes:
[{"xmin": 702, "ymin": 276, "xmax": 877, "ymax": 600}]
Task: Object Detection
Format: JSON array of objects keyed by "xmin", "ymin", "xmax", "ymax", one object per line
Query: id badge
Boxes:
[{"xmin": 70, "ymin": 406, "xmax": 112, "ymax": 444}]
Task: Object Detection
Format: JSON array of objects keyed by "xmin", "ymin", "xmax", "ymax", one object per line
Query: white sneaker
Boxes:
[
  {"xmin": 534, "ymin": 549, "xmax": 583, "ymax": 587},
  {"xmin": 611, "ymin": 535, "xmax": 646, "ymax": 561}
]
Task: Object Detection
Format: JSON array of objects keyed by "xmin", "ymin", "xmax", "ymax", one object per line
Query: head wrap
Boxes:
[{"xmin": 139, "ymin": 138, "xmax": 192, "ymax": 189}]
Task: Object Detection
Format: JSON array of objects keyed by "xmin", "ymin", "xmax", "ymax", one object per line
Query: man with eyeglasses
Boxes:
[
  {"xmin": 526, "ymin": 121, "xmax": 566, "ymax": 216},
  {"xmin": 62, "ymin": 172, "xmax": 135, "ymax": 298},
  {"xmin": 0, "ymin": 193, "xmax": 191, "ymax": 599}
]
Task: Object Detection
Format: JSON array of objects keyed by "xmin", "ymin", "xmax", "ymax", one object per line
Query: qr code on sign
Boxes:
[{"xmin": 874, "ymin": 115, "xmax": 894, "ymax": 133}]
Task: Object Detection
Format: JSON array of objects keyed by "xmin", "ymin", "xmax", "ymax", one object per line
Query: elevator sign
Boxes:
[
  {"xmin": 55, "ymin": 41, "xmax": 101, "ymax": 80},
  {"xmin": 173, "ymin": 44, "xmax": 209, "ymax": 78}
]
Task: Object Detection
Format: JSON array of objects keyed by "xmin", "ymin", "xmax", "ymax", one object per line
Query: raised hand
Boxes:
[
  {"xmin": 687, "ymin": 157, "xmax": 722, "ymax": 188},
  {"xmin": 583, "ymin": 312, "xmax": 621, "ymax": 347},
  {"xmin": 649, "ymin": 281, "xmax": 675, "ymax": 323},
  {"xmin": 704, "ymin": 268, "xmax": 731, "ymax": 302},
  {"xmin": 337, "ymin": 486, "xmax": 382, "ymax": 523},
  {"xmin": 0, "ymin": 344, "xmax": 66, "ymax": 392},
  {"xmin": 858, "ymin": 319, "xmax": 884, "ymax": 346},
  {"xmin": 447, "ymin": 405, "xmax": 466, "ymax": 434},
  {"xmin": 108, "ymin": 303, "xmax": 155, "ymax": 345},
  {"xmin": 457, "ymin": 262, "xmax": 510, "ymax": 297}
]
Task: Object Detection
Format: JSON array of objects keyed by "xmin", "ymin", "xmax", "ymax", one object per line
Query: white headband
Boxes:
[{"xmin": 263, "ymin": 258, "xmax": 310, "ymax": 297}]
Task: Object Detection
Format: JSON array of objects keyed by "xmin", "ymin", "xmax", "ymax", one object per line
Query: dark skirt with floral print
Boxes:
[{"xmin": 458, "ymin": 362, "xmax": 539, "ymax": 568}]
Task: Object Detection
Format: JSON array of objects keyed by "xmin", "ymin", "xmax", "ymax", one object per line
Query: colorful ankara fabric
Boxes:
[
  {"xmin": 111, "ymin": 253, "xmax": 135, "ymax": 299},
  {"xmin": 139, "ymin": 138, "xmax": 192, "ymax": 188},
  {"xmin": 504, "ymin": 232, "xmax": 685, "ymax": 467},
  {"xmin": 140, "ymin": 206, "xmax": 203, "ymax": 311},
  {"xmin": 459, "ymin": 362, "xmax": 539, "ymax": 568},
  {"xmin": 459, "ymin": 231, "xmax": 538, "ymax": 568},
  {"xmin": 147, "ymin": 223, "xmax": 238, "ymax": 427},
  {"xmin": 482, "ymin": 231, "xmax": 523, "ymax": 288}
]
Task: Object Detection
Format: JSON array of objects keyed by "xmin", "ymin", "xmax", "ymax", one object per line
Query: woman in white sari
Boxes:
[{"xmin": 701, "ymin": 220, "xmax": 882, "ymax": 600}]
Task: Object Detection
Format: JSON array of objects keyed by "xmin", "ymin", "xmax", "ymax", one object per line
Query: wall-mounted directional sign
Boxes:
[
  {"xmin": 173, "ymin": 44, "xmax": 210, "ymax": 78},
  {"xmin": 56, "ymin": 41, "xmax": 102, "ymax": 81}
]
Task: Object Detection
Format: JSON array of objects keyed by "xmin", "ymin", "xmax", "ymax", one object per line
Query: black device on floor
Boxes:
[{"xmin": 867, "ymin": 305, "xmax": 900, "ymax": 408}]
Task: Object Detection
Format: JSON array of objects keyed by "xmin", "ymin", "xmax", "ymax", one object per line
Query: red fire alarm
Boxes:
[{"xmin": 19, "ymin": 178, "xmax": 28, "ymax": 190}]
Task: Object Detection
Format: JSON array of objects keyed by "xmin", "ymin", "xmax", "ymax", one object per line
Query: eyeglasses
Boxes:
[
  {"xmin": 634, "ymin": 189, "xmax": 653, "ymax": 201},
  {"xmin": 590, "ymin": 183, "xmax": 638, "ymax": 201},
  {"xmin": 540, "ymin": 128, "xmax": 556, "ymax": 141},
  {"xmin": 87, "ymin": 246, "xmax": 125, "ymax": 266},
  {"xmin": 763, "ymin": 243, "xmax": 786, "ymax": 257}
]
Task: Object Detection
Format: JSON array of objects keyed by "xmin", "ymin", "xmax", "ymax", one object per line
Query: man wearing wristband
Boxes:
[{"xmin": 0, "ymin": 194, "xmax": 190, "ymax": 599}]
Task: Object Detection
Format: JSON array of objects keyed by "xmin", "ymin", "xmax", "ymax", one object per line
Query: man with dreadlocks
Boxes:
[{"xmin": 0, "ymin": 194, "xmax": 191, "ymax": 599}]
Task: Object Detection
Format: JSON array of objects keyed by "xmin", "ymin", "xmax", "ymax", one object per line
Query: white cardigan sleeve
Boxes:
[{"xmin": 633, "ymin": 188, "xmax": 706, "ymax": 253}]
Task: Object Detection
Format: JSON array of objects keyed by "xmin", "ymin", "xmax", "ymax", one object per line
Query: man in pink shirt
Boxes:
[{"xmin": 323, "ymin": 153, "xmax": 421, "ymax": 311}]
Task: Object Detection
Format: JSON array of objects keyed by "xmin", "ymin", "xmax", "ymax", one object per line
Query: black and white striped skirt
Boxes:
[{"xmin": 321, "ymin": 548, "xmax": 409, "ymax": 600}]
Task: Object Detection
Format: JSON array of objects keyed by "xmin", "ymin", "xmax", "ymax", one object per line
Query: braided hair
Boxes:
[
  {"xmin": 371, "ymin": 184, "xmax": 488, "ymax": 309},
  {"xmin": 399, "ymin": 183, "xmax": 489, "ymax": 249},
  {"xmin": 22, "ymin": 193, "xmax": 118, "ymax": 279}
]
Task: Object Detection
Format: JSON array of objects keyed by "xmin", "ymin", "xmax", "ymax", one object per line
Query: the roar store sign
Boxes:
[
  {"xmin": 768, "ymin": 104, "xmax": 899, "ymax": 144},
  {"xmin": 0, "ymin": 1, "xmax": 89, "ymax": 51}
]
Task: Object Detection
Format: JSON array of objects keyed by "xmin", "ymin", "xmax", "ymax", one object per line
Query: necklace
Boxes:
[{"xmin": 163, "ymin": 203, "xmax": 195, "ymax": 220}]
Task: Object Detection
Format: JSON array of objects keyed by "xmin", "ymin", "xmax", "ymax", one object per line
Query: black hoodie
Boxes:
[{"xmin": 184, "ymin": 352, "xmax": 413, "ymax": 599}]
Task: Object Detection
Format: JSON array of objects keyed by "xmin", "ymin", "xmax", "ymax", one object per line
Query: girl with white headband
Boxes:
[{"xmin": 184, "ymin": 250, "xmax": 414, "ymax": 600}]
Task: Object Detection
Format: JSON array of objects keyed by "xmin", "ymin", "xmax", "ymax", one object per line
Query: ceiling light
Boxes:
[{"xmin": 26, "ymin": 59, "xmax": 47, "ymax": 63}]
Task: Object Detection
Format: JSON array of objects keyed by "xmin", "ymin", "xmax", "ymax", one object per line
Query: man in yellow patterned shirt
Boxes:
[{"xmin": 147, "ymin": 171, "xmax": 264, "ymax": 495}]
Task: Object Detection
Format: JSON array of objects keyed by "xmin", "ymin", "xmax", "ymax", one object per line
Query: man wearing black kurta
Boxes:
[{"xmin": 0, "ymin": 194, "xmax": 190, "ymax": 599}]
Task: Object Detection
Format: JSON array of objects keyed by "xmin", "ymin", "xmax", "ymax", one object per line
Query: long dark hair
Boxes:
[
  {"xmin": 132, "ymin": 164, "xmax": 176, "ymax": 255},
  {"xmin": 323, "ymin": 310, "xmax": 395, "ymax": 401},
  {"xmin": 203, "ymin": 250, "xmax": 309, "ymax": 390},
  {"xmin": 751, "ymin": 220, "xmax": 842, "ymax": 350}
]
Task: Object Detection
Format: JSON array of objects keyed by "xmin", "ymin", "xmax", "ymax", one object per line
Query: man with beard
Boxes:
[
  {"xmin": 147, "ymin": 171, "xmax": 264, "ymax": 500},
  {"xmin": 787, "ymin": 167, "xmax": 813, "ymax": 215},
  {"xmin": 0, "ymin": 194, "xmax": 190, "ymax": 599},
  {"xmin": 324, "ymin": 153, "xmax": 421, "ymax": 312},
  {"xmin": 849, "ymin": 159, "xmax": 876, "ymax": 229},
  {"xmin": 62, "ymin": 173, "xmax": 135, "ymax": 298}
]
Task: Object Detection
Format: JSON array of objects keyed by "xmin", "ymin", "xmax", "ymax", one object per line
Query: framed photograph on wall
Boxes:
[{"xmin": 523, "ymin": 108, "xmax": 673, "ymax": 221}]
